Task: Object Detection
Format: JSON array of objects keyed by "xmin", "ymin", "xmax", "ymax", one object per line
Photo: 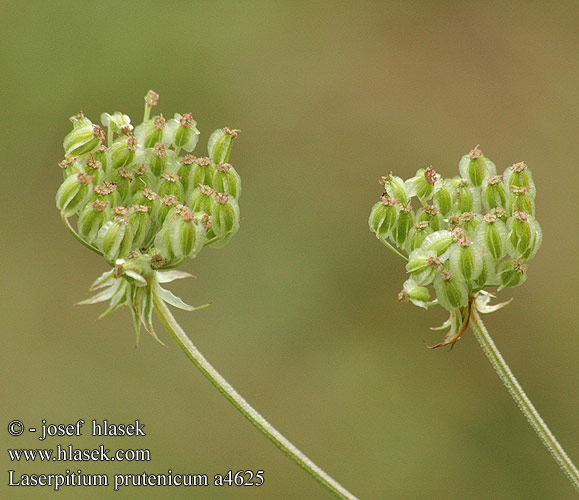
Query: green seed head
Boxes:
[
  {"xmin": 507, "ymin": 185, "xmax": 535, "ymax": 216},
  {"xmin": 77, "ymin": 200, "xmax": 111, "ymax": 244},
  {"xmin": 448, "ymin": 238, "xmax": 483, "ymax": 283},
  {"xmin": 498, "ymin": 258, "xmax": 528, "ymax": 291},
  {"xmin": 432, "ymin": 179, "xmax": 457, "ymax": 216},
  {"xmin": 407, "ymin": 220, "xmax": 433, "ymax": 252},
  {"xmin": 63, "ymin": 114, "xmax": 105, "ymax": 158},
  {"xmin": 406, "ymin": 249, "xmax": 441, "ymax": 286},
  {"xmin": 503, "ymin": 161, "xmax": 536, "ymax": 195},
  {"xmin": 476, "ymin": 214, "xmax": 507, "ymax": 263},
  {"xmin": 207, "ymin": 127, "xmax": 240, "ymax": 164},
  {"xmin": 455, "ymin": 179, "xmax": 481, "ymax": 213},
  {"xmin": 433, "ymin": 268, "xmax": 469, "ymax": 311},
  {"xmin": 482, "ymin": 174, "xmax": 507, "ymax": 211},
  {"xmin": 458, "ymin": 145, "xmax": 497, "ymax": 187},
  {"xmin": 190, "ymin": 184, "xmax": 217, "ymax": 214},
  {"xmin": 405, "ymin": 166, "xmax": 440, "ymax": 200},
  {"xmin": 416, "ymin": 205, "xmax": 445, "ymax": 232},
  {"xmin": 127, "ymin": 204, "xmax": 153, "ymax": 249},
  {"xmin": 506, "ymin": 211, "xmax": 542, "ymax": 259},
  {"xmin": 369, "ymin": 195, "xmax": 399, "ymax": 238},
  {"xmin": 96, "ymin": 218, "xmax": 133, "ymax": 263},
  {"xmin": 58, "ymin": 92, "xmax": 245, "ymax": 343},
  {"xmin": 110, "ymin": 134, "xmax": 138, "ymax": 170},
  {"xmin": 158, "ymin": 172, "xmax": 184, "ymax": 200},
  {"xmin": 379, "ymin": 172, "xmax": 408, "ymax": 204},
  {"xmin": 212, "ymin": 163, "xmax": 242, "ymax": 198},
  {"xmin": 207, "ymin": 193, "xmax": 241, "ymax": 247},
  {"xmin": 155, "ymin": 207, "xmax": 207, "ymax": 259},
  {"xmin": 56, "ymin": 172, "xmax": 95, "ymax": 217},
  {"xmin": 177, "ymin": 155, "xmax": 198, "ymax": 196},
  {"xmin": 101, "ymin": 112, "xmax": 132, "ymax": 134},
  {"xmin": 134, "ymin": 114, "xmax": 167, "ymax": 149},
  {"xmin": 421, "ymin": 230, "xmax": 453, "ymax": 259},
  {"xmin": 166, "ymin": 113, "xmax": 200, "ymax": 152},
  {"xmin": 398, "ymin": 278, "xmax": 432, "ymax": 309},
  {"xmin": 369, "ymin": 146, "xmax": 541, "ymax": 330},
  {"xmin": 390, "ymin": 202, "xmax": 414, "ymax": 249}
]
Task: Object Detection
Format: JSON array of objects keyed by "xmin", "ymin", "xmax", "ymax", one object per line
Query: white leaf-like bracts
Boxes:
[
  {"xmin": 76, "ymin": 261, "xmax": 209, "ymax": 346},
  {"xmin": 475, "ymin": 290, "xmax": 512, "ymax": 314}
]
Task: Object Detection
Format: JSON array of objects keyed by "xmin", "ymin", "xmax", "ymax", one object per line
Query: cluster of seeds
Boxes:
[
  {"xmin": 369, "ymin": 146, "xmax": 541, "ymax": 314},
  {"xmin": 56, "ymin": 90, "xmax": 241, "ymax": 269},
  {"xmin": 56, "ymin": 91, "xmax": 242, "ymax": 344}
]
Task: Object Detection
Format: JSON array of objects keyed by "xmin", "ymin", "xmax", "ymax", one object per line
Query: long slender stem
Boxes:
[
  {"xmin": 153, "ymin": 293, "xmax": 359, "ymax": 500},
  {"xmin": 470, "ymin": 309, "xmax": 579, "ymax": 492},
  {"xmin": 378, "ymin": 237, "xmax": 408, "ymax": 262},
  {"xmin": 62, "ymin": 215, "xmax": 103, "ymax": 257}
]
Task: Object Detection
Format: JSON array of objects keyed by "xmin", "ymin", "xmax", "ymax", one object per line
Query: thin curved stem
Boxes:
[
  {"xmin": 61, "ymin": 215, "xmax": 103, "ymax": 257},
  {"xmin": 378, "ymin": 237, "xmax": 408, "ymax": 262},
  {"xmin": 153, "ymin": 293, "xmax": 358, "ymax": 500},
  {"xmin": 470, "ymin": 309, "xmax": 579, "ymax": 493}
]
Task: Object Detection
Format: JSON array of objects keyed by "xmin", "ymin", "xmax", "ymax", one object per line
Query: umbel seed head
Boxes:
[
  {"xmin": 57, "ymin": 91, "xmax": 244, "ymax": 344},
  {"xmin": 369, "ymin": 146, "xmax": 541, "ymax": 328}
]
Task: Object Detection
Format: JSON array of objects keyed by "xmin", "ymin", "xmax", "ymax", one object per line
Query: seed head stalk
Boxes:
[
  {"xmin": 58, "ymin": 91, "xmax": 358, "ymax": 498},
  {"xmin": 152, "ymin": 289, "xmax": 359, "ymax": 500},
  {"xmin": 370, "ymin": 147, "xmax": 578, "ymax": 492},
  {"xmin": 469, "ymin": 310, "xmax": 579, "ymax": 492}
]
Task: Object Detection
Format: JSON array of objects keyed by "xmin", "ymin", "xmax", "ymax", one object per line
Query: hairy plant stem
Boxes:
[
  {"xmin": 152, "ymin": 293, "xmax": 358, "ymax": 500},
  {"xmin": 470, "ymin": 309, "xmax": 579, "ymax": 492}
]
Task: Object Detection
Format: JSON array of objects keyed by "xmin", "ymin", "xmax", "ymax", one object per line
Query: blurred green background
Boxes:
[{"xmin": 1, "ymin": 1, "xmax": 578, "ymax": 498}]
